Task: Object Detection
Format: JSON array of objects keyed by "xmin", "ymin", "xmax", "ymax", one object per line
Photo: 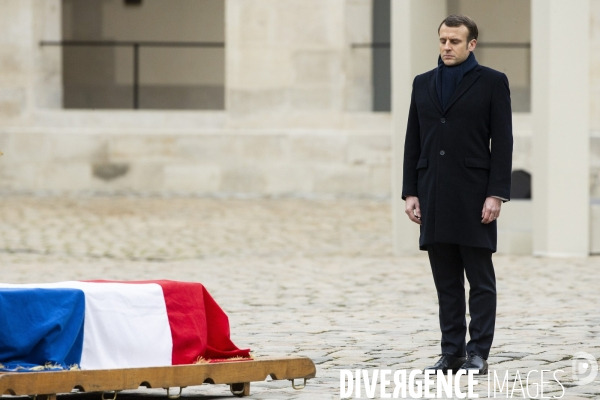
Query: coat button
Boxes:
[
  {"xmin": 440, "ymin": 118, "xmax": 446, "ymax": 123},
  {"xmin": 440, "ymin": 150, "xmax": 445, "ymax": 155}
]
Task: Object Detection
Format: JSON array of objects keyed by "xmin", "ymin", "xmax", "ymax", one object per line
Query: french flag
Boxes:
[{"xmin": 0, "ymin": 280, "xmax": 250, "ymax": 371}]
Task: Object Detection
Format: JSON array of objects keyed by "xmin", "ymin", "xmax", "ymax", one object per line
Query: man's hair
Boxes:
[{"xmin": 438, "ymin": 14, "xmax": 478, "ymax": 43}]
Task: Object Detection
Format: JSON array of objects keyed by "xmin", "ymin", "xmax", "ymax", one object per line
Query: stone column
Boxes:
[
  {"xmin": 391, "ymin": 0, "xmax": 446, "ymax": 255},
  {"xmin": 34, "ymin": 0, "xmax": 62, "ymax": 110},
  {"xmin": 225, "ymin": 0, "xmax": 346, "ymax": 128},
  {"xmin": 0, "ymin": 0, "xmax": 61, "ymax": 123},
  {"xmin": 0, "ymin": 0, "xmax": 35, "ymax": 122},
  {"xmin": 531, "ymin": 0, "xmax": 590, "ymax": 257}
]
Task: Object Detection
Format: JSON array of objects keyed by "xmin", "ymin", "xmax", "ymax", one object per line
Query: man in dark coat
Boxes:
[{"xmin": 402, "ymin": 15, "xmax": 513, "ymax": 374}]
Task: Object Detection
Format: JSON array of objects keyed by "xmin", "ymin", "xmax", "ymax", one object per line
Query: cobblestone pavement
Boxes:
[{"xmin": 1, "ymin": 196, "xmax": 599, "ymax": 399}]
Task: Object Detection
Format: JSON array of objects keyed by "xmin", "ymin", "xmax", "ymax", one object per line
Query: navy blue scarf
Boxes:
[{"xmin": 436, "ymin": 52, "xmax": 478, "ymax": 110}]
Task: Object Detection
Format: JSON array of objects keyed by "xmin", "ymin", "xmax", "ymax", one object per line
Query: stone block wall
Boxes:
[
  {"xmin": 0, "ymin": 0, "xmax": 598, "ymax": 201},
  {"xmin": 0, "ymin": 0, "xmax": 393, "ymax": 197},
  {"xmin": 0, "ymin": 113, "xmax": 391, "ymax": 196},
  {"xmin": 226, "ymin": 0, "xmax": 346, "ymax": 116}
]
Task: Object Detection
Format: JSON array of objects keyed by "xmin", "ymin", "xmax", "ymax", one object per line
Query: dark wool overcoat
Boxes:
[{"xmin": 401, "ymin": 64, "xmax": 513, "ymax": 252}]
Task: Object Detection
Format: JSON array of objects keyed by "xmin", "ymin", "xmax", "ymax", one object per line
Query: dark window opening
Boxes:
[
  {"xmin": 60, "ymin": 0, "xmax": 225, "ymax": 110},
  {"xmin": 511, "ymin": 170, "xmax": 531, "ymax": 199},
  {"xmin": 372, "ymin": 0, "xmax": 391, "ymax": 112}
]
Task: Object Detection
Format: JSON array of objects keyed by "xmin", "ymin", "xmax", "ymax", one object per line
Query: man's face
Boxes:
[{"xmin": 439, "ymin": 23, "xmax": 476, "ymax": 66}]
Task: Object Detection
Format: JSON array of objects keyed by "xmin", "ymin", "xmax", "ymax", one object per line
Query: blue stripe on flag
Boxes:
[{"xmin": 0, "ymin": 288, "xmax": 85, "ymax": 371}]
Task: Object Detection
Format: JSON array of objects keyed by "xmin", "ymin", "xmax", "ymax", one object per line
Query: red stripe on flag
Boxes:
[{"xmin": 89, "ymin": 280, "xmax": 250, "ymax": 364}]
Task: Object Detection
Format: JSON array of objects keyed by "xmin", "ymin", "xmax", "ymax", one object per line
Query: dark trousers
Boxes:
[{"xmin": 427, "ymin": 243, "xmax": 496, "ymax": 359}]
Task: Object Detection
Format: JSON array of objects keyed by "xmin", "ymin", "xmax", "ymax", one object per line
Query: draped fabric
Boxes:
[
  {"xmin": 0, "ymin": 281, "xmax": 250, "ymax": 372},
  {"xmin": 0, "ymin": 288, "xmax": 85, "ymax": 371}
]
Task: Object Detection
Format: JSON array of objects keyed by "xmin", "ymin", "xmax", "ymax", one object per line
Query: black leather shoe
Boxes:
[
  {"xmin": 425, "ymin": 354, "xmax": 467, "ymax": 373},
  {"xmin": 460, "ymin": 352, "xmax": 488, "ymax": 374}
]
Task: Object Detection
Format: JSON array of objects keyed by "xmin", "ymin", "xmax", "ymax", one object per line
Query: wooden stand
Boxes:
[{"xmin": 0, "ymin": 356, "xmax": 315, "ymax": 398}]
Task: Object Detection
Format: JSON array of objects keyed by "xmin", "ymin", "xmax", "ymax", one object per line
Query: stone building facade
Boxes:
[
  {"xmin": 0, "ymin": 0, "xmax": 598, "ymax": 256},
  {"xmin": 0, "ymin": 0, "xmax": 391, "ymax": 198}
]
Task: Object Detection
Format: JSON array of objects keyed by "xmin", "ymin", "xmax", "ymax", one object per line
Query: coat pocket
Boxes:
[
  {"xmin": 464, "ymin": 157, "xmax": 491, "ymax": 169},
  {"xmin": 416, "ymin": 158, "xmax": 428, "ymax": 170}
]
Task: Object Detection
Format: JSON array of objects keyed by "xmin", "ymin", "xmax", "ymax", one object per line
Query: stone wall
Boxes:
[
  {"xmin": 0, "ymin": 0, "xmax": 597, "ymax": 202},
  {"xmin": 0, "ymin": 111, "xmax": 391, "ymax": 196},
  {"xmin": 62, "ymin": 0, "xmax": 225, "ymax": 110},
  {"xmin": 0, "ymin": 0, "xmax": 62, "ymax": 118},
  {"xmin": 0, "ymin": 0, "xmax": 396, "ymax": 197},
  {"xmin": 225, "ymin": 0, "xmax": 375, "ymax": 121}
]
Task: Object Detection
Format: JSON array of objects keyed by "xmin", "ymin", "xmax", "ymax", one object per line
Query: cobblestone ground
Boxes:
[{"xmin": 0, "ymin": 196, "xmax": 599, "ymax": 399}]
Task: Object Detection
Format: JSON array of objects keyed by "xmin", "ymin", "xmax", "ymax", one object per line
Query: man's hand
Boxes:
[
  {"xmin": 405, "ymin": 196, "xmax": 422, "ymax": 225},
  {"xmin": 481, "ymin": 196, "xmax": 502, "ymax": 224}
]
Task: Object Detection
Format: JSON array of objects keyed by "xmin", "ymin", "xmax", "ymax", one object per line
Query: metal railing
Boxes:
[
  {"xmin": 350, "ymin": 42, "xmax": 531, "ymax": 49},
  {"xmin": 40, "ymin": 40, "xmax": 225, "ymax": 109}
]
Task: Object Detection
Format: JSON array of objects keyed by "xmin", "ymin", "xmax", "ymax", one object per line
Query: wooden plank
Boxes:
[{"xmin": 0, "ymin": 356, "xmax": 315, "ymax": 396}]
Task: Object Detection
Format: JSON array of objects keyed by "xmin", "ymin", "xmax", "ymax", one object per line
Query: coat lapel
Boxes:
[
  {"xmin": 443, "ymin": 66, "xmax": 482, "ymax": 113},
  {"xmin": 428, "ymin": 72, "xmax": 443, "ymax": 114}
]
